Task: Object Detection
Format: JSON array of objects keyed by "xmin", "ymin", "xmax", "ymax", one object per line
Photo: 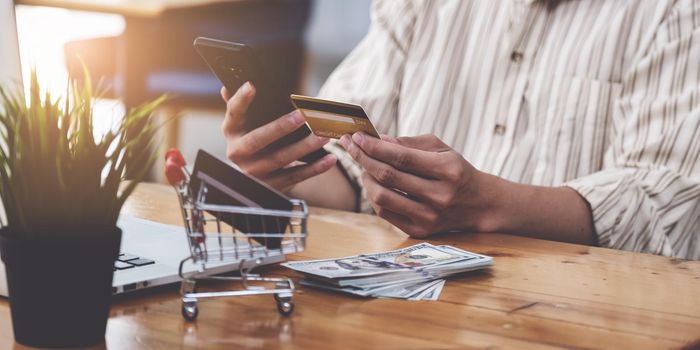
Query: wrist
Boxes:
[
  {"xmin": 458, "ymin": 171, "xmax": 515, "ymax": 233},
  {"xmin": 464, "ymin": 171, "xmax": 535, "ymax": 233},
  {"xmin": 467, "ymin": 176, "xmax": 597, "ymax": 244},
  {"xmin": 289, "ymin": 164, "xmax": 357, "ymax": 212}
]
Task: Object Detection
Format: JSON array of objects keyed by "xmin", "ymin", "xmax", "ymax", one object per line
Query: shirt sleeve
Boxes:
[
  {"xmin": 565, "ymin": 1, "xmax": 700, "ymax": 259},
  {"xmin": 318, "ymin": 0, "xmax": 420, "ymax": 213}
]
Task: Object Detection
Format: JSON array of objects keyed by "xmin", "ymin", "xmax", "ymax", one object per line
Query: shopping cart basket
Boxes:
[{"xmin": 164, "ymin": 149, "xmax": 308, "ymax": 321}]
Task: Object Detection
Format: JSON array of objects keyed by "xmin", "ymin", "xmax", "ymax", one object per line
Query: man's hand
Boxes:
[
  {"xmin": 221, "ymin": 83, "xmax": 337, "ymax": 192},
  {"xmin": 339, "ymin": 132, "xmax": 597, "ymax": 244},
  {"xmin": 339, "ymin": 133, "xmax": 490, "ymax": 237}
]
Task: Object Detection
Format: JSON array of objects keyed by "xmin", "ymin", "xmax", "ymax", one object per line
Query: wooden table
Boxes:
[{"xmin": 2, "ymin": 183, "xmax": 699, "ymax": 349}]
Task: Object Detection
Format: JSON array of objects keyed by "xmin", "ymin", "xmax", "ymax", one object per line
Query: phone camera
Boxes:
[{"xmin": 227, "ymin": 67, "xmax": 245, "ymax": 80}]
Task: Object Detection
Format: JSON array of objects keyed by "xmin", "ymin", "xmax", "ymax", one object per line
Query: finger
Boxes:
[
  {"xmin": 380, "ymin": 134, "xmax": 450, "ymax": 152},
  {"xmin": 364, "ymin": 193, "xmax": 415, "ymax": 234},
  {"xmin": 345, "ymin": 133, "xmax": 444, "ymax": 179},
  {"xmin": 374, "ymin": 206, "xmax": 420, "ymax": 235},
  {"xmin": 340, "ymin": 135, "xmax": 434, "ymax": 198},
  {"xmin": 231, "ymin": 110, "xmax": 307, "ymax": 160},
  {"xmin": 372, "ymin": 204, "xmax": 431, "ymax": 238},
  {"xmin": 221, "ymin": 86, "xmax": 232, "ymax": 102},
  {"xmin": 246, "ymin": 132, "xmax": 330, "ymax": 175},
  {"xmin": 263, "ymin": 154, "xmax": 337, "ymax": 190},
  {"xmin": 222, "ymin": 82, "xmax": 256, "ymax": 135},
  {"xmin": 363, "ymin": 173, "xmax": 437, "ymax": 233},
  {"xmin": 379, "ymin": 134, "xmax": 399, "ymax": 143}
]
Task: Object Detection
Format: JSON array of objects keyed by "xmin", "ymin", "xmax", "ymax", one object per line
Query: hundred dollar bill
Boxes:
[
  {"xmin": 338, "ymin": 257, "xmax": 493, "ymax": 288},
  {"xmin": 410, "ymin": 279, "xmax": 446, "ymax": 301},
  {"xmin": 300, "ymin": 278, "xmax": 443, "ymax": 299},
  {"xmin": 293, "ymin": 244, "xmax": 493, "ymax": 301},
  {"xmin": 282, "ymin": 243, "xmax": 470, "ymax": 279},
  {"xmin": 371, "ymin": 278, "xmax": 441, "ymax": 299}
]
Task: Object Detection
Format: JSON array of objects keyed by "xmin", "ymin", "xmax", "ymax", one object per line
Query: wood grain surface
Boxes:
[{"xmin": 2, "ymin": 183, "xmax": 699, "ymax": 349}]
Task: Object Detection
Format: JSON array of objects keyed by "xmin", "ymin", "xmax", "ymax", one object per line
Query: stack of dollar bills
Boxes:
[{"xmin": 282, "ymin": 243, "xmax": 493, "ymax": 301}]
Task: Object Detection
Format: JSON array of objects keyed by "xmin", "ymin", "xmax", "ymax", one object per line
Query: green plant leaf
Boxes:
[{"xmin": 0, "ymin": 69, "xmax": 166, "ymax": 236}]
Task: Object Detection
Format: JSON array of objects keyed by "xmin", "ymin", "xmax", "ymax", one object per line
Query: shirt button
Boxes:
[
  {"xmin": 510, "ymin": 51, "xmax": 524, "ymax": 63},
  {"xmin": 494, "ymin": 124, "xmax": 507, "ymax": 135}
]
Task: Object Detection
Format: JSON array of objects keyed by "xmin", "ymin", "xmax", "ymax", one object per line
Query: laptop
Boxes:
[
  {"xmin": 109, "ymin": 216, "xmax": 284, "ymax": 294},
  {"xmin": 0, "ymin": 1, "xmax": 282, "ymax": 297}
]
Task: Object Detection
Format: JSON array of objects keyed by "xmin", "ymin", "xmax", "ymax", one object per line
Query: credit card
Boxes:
[{"xmin": 290, "ymin": 94, "xmax": 380, "ymax": 139}]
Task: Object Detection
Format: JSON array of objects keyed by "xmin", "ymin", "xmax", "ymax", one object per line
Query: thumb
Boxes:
[{"xmin": 223, "ymin": 82, "xmax": 256, "ymax": 134}]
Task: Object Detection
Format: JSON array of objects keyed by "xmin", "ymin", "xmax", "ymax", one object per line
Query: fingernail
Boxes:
[
  {"xmin": 317, "ymin": 136, "xmax": 330, "ymax": 145},
  {"xmin": 323, "ymin": 154, "xmax": 337, "ymax": 166},
  {"xmin": 380, "ymin": 134, "xmax": 396, "ymax": 143},
  {"xmin": 289, "ymin": 110, "xmax": 305, "ymax": 125},
  {"xmin": 352, "ymin": 132, "xmax": 364, "ymax": 145},
  {"xmin": 242, "ymin": 81, "xmax": 252, "ymax": 94},
  {"xmin": 339, "ymin": 135, "xmax": 350, "ymax": 148}
]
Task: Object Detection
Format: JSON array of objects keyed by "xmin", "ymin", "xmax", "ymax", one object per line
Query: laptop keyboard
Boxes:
[{"xmin": 114, "ymin": 253, "xmax": 155, "ymax": 271}]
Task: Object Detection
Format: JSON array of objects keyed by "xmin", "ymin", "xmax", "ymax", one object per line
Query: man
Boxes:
[{"xmin": 221, "ymin": 0, "xmax": 700, "ymax": 260}]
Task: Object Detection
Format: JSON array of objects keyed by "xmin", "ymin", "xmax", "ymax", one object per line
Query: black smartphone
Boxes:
[{"xmin": 194, "ymin": 37, "xmax": 327, "ymax": 163}]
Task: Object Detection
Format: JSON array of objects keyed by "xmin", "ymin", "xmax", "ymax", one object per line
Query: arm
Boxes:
[
  {"xmin": 291, "ymin": 0, "xmax": 420, "ymax": 211},
  {"xmin": 562, "ymin": 2, "xmax": 700, "ymax": 257},
  {"xmin": 221, "ymin": 80, "xmax": 355, "ymax": 211},
  {"xmin": 219, "ymin": 1, "xmax": 417, "ymax": 212},
  {"xmin": 289, "ymin": 165, "xmax": 356, "ymax": 211},
  {"xmin": 339, "ymin": 2, "xmax": 700, "ymax": 259},
  {"xmin": 475, "ymin": 174, "xmax": 597, "ymax": 245},
  {"xmin": 339, "ymin": 133, "xmax": 596, "ymax": 245}
]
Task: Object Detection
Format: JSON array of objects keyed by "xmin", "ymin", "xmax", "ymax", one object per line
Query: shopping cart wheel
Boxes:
[
  {"xmin": 182, "ymin": 301, "xmax": 199, "ymax": 321},
  {"xmin": 277, "ymin": 301, "xmax": 294, "ymax": 316},
  {"xmin": 274, "ymin": 293, "xmax": 292, "ymax": 304}
]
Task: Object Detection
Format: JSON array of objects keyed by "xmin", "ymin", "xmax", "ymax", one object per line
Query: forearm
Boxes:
[
  {"xmin": 474, "ymin": 172, "xmax": 598, "ymax": 245},
  {"xmin": 289, "ymin": 165, "xmax": 357, "ymax": 212}
]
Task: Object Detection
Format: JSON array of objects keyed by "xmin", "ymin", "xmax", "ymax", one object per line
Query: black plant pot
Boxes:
[{"xmin": 0, "ymin": 227, "xmax": 121, "ymax": 348}]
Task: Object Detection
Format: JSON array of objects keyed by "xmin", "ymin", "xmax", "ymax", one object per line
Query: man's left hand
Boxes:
[{"xmin": 339, "ymin": 133, "xmax": 493, "ymax": 237}]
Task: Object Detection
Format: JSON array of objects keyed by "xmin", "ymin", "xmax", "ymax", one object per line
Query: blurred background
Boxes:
[{"xmin": 14, "ymin": 0, "xmax": 371, "ymax": 180}]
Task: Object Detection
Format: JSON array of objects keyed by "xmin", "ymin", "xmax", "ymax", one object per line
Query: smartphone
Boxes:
[{"xmin": 194, "ymin": 37, "xmax": 327, "ymax": 163}]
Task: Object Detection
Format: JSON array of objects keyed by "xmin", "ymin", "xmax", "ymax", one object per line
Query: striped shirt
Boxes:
[{"xmin": 318, "ymin": 0, "xmax": 700, "ymax": 260}]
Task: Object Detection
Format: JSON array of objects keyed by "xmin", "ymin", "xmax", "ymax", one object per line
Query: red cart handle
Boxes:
[{"xmin": 165, "ymin": 148, "xmax": 187, "ymax": 186}]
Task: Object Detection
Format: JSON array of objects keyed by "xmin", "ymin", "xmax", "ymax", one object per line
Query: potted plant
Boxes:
[{"xmin": 0, "ymin": 71, "xmax": 165, "ymax": 348}]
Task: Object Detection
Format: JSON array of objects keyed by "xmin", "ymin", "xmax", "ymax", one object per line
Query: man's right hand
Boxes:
[{"xmin": 220, "ymin": 83, "xmax": 337, "ymax": 193}]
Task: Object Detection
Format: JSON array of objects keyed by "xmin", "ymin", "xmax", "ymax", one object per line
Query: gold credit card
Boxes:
[{"xmin": 290, "ymin": 94, "xmax": 380, "ymax": 139}]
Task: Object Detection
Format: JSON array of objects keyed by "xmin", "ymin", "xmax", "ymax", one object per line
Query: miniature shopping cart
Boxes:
[{"xmin": 164, "ymin": 149, "xmax": 308, "ymax": 321}]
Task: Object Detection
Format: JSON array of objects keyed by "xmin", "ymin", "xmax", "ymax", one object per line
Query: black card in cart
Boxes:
[
  {"xmin": 290, "ymin": 94, "xmax": 380, "ymax": 139},
  {"xmin": 190, "ymin": 150, "xmax": 293, "ymax": 249}
]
